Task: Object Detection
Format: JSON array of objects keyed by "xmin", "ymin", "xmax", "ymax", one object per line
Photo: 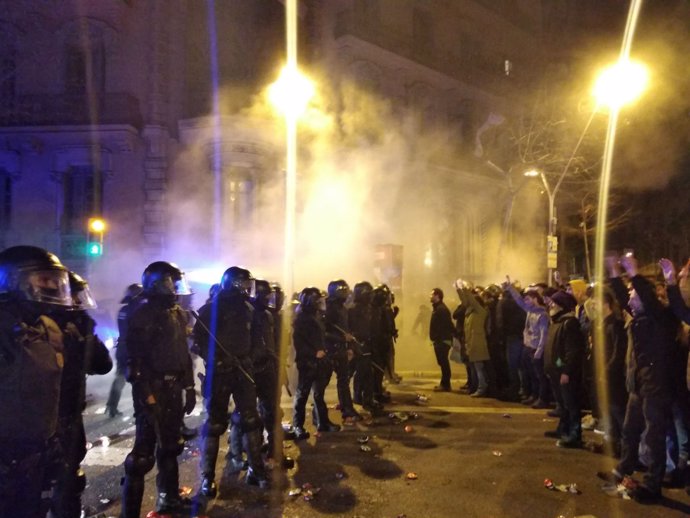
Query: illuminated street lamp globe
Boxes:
[
  {"xmin": 268, "ymin": 65, "xmax": 315, "ymax": 121},
  {"xmin": 593, "ymin": 59, "xmax": 649, "ymax": 110}
]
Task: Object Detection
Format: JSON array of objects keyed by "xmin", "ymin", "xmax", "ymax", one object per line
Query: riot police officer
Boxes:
[
  {"xmin": 349, "ymin": 281, "xmax": 381, "ymax": 412},
  {"xmin": 292, "ymin": 287, "xmax": 335, "ymax": 439},
  {"xmin": 195, "ymin": 266, "xmax": 268, "ymax": 497},
  {"xmin": 0, "ymin": 245, "xmax": 72, "ymax": 518},
  {"xmin": 51, "ymin": 272, "xmax": 112, "ymax": 518},
  {"xmin": 106, "ymin": 283, "xmax": 143, "ymax": 418},
  {"xmin": 324, "ymin": 279, "xmax": 359, "ymax": 423},
  {"xmin": 371, "ymin": 284, "xmax": 395, "ymax": 404},
  {"xmin": 120, "ymin": 262, "xmax": 196, "ymax": 518}
]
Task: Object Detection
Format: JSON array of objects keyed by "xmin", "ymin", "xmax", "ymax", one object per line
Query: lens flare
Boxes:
[
  {"xmin": 593, "ymin": 60, "xmax": 648, "ymax": 109},
  {"xmin": 268, "ymin": 65, "xmax": 315, "ymax": 121}
]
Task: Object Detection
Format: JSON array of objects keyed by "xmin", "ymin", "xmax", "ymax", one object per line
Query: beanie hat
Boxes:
[{"xmin": 550, "ymin": 290, "xmax": 577, "ymax": 313}]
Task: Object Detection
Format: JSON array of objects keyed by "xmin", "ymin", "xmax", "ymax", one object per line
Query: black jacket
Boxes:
[
  {"xmin": 53, "ymin": 311, "xmax": 112, "ymax": 417},
  {"xmin": 611, "ymin": 276, "xmax": 678, "ymax": 397},
  {"xmin": 195, "ymin": 291, "xmax": 254, "ymax": 372},
  {"xmin": 250, "ymin": 306, "xmax": 276, "ymax": 368},
  {"xmin": 127, "ymin": 296, "xmax": 194, "ymax": 394},
  {"xmin": 543, "ymin": 310, "xmax": 585, "ymax": 378},
  {"xmin": 496, "ymin": 294, "xmax": 526, "ymax": 340},
  {"xmin": 293, "ymin": 310, "xmax": 325, "ymax": 364},
  {"xmin": 0, "ymin": 305, "xmax": 63, "ymax": 442},
  {"xmin": 325, "ymin": 299, "xmax": 350, "ymax": 350},
  {"xmin": 430, "ymin": 301, "xmax": 454, "ymax": 344},
  {"xmin": 603, "ymin": 313, "xmax": 628, "ymax": 406}
]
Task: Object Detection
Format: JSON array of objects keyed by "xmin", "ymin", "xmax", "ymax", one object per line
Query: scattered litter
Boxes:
[
  {"xmin": 601, "ymin": 477, "xmax": 636, "ymax": 500},
  {"xmin": 502, "ymin": 414, "xmax": 511, "ymax": 418},
  {"xmin": 405, "ymin": 472, "xmax": 418, "ymax": 480},
  {"xmin": 544, "ymin": 478, "xmax": 581, "ymax": 494},
  {"xmin": 404, "ymin": 425, "xmax": 414, "ymax": 433},
  {"xmin": 85, "ymin": 442, "xmax": 93, "ymax": 450},
  {"xmin": 299, "ymin": 483, "xmax": 320, "ymax": 501},
  {"xmin": 542, "ymin": 418, "xmax": 554, "ymax": 423},
  {"xmin": 95, "ymin": 406, "xmax": 107, "ymax": 415},
  {"xmin": 360, "ymin": 445, "xmax": 372, "ymax": 452},
  {"xmin": 389, "ymin": 412, "xmax": 410, "ymax": 422},
  {"xmin": 99, "ymin": 436, "xmax": 110, "ymax": 448},
  {"xmin": 415, "ymin": 394, "xmax": 429, "ymax": 404},
  {"xmin": 335, "ymin": 472, "xmax": 345, "ymax": 480},
  {"xmin": 288, "ymin": 488, "xmax": 302, "ymax": 497},
  {"xmin": 357, "ymin": 435, "xmax": 370, "ymax": 444},
  {"xmin": 179, "ymin": 486, "xmax": 192, "ymax": 497},
  {"xmin": 492, "ymin": 450, "xmax": 503, "ymax": 457}
]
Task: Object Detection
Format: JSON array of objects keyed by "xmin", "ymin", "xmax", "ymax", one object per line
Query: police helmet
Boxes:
[
  {"xmin": 253, "ymin": 279, "xmax": 276, "ymax": 309},
  {"xmin": 299, "ymin": 286, "xmax": 323, "ymax": 311},
  {"xmin": 353, "ymin": 281, "xmax": 373, "ymax": 304},
  {"xmin": 220, "ymin": 266, "xmax": 255, "ymax": 297},
  {"xmin": 270, "ymin": 282, "xmax": 285, "ymax": 311},
  {"xmin": 142, "ymin": 261, "xmax": 191, "ymax": 297},
  {"xmin": 0, "ymin": 245, "xmax": 72, "ymax": 306},
  {"xmin": 327, "ymin": 279, "xmax": 350, "ymax": 301},
  {"xmin": 69, "ymin": 271, "xmax": 97, "ymax": 309},
  {"xmin": 120, "ymin": 283, "xmax": 143, "ymax": 304},
  {"xmin": 372, "ymin": 284, "xmax": 392, "ymax": 306}
]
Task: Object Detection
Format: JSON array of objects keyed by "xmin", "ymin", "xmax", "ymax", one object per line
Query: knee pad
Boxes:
[
  {"xmin": 240, "ymin": 411, "xmax": 263, "ymax": 433},
  {"xmin": 124, "ymin": 452, "xmax": 155, "ymax": 476}
]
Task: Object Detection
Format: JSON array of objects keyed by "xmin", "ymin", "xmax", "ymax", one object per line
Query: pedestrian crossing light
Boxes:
[{"xmin": 87, "ymin": 217, "xmax": 106, "ymax": 256}]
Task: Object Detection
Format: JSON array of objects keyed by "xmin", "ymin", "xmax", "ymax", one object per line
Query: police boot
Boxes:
[
  {"xmin": 156, "ymin": 491, "xmax": 192, "ymax": 514},
  {"xmin": 243, "ymin": 431, "xmax": 269, "ymax": 489},
  {"xmin": 199, "ymin": 476, "xmax": 217, "ymax": 498}
]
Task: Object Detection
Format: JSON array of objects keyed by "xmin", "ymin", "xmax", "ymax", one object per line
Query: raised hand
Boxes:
[
  {"xmin": 620, "ymin": 254, "xmax": 638, "ymax": 277},
  {"xmin": 659, "ymin": 258, "xmax": 677, "ymax": 285}
]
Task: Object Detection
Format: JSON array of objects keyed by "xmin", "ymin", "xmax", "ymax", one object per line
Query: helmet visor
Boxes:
[
  {"xmin": 266, "ymin": 291, "xmax": 277, "ymax": 309},
  {"xmin": 174, "ymin": 274, "xmax": 192, "ymax": 296},
  {"xmin": 72, "ymin": 284, "xmax": 97, "ymax": 309},
  {"xmin": 241, "ymin": 278, "xmax": 256, "ymax": 298},
  {"xmin": 21, "ymin": 270, "xmax": 72, "ymax": 306}
]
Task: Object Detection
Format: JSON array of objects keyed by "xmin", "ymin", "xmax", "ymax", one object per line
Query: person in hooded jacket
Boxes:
[
  {"xmin": 598, "ymin": 254, "xmax": 679, "ymax": 502},
  {"xmin": 543, "ymin": 290, "xmax": 586, "ymax": 448}
]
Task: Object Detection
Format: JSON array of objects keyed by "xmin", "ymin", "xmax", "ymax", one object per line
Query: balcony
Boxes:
[{"xmin": 0, "ymin": 92, "xmax": 143, "ymax": 129}]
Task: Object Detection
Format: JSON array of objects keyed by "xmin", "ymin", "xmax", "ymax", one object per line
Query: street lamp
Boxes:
[{"xmin": 268, "ymin": 62, "xmax": 315, "ymax": 299}]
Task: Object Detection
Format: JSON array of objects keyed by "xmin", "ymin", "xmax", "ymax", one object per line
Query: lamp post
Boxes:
[{"xmin": 267, "ymin": 1, "xmax": 315, "ymax": 298}]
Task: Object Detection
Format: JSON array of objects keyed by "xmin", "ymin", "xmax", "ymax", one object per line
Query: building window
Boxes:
[
  {"xmin": 64, "ymin": 36, "xmax": 105, "ymax": 95},
  {"xmin": 0, "ymin": 170, "xmax": 12, "ymax": 230},
  {"xmin": 62, "ymin": 165, "xmax": 99, "ymax": 234}
]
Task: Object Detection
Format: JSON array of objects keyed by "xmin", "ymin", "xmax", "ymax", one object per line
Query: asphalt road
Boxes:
[{"xmin": 79, "ymin": 372, "xmax": 690, "ymax": 518}]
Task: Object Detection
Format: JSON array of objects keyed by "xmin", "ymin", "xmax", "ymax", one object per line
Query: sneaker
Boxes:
[
  {"xmin": 433, "ymin": 385, "xmax": 451, "ymax": 392},
  {"xmin": 556, "ymin": 438, "xmax": 583, "ymax": 449},
  {"xmin": 531, "ymin": 399, "xmax": 550, "ymax": 409},
  {"xmin": 199, "ymin": 477, "xmax": 217, "ymax": 498},
  {"xmin": 225, "ymin": 456, "xmax": 247, "ymax": 473},
  {"xmin": 597, "ymin": 469, "xmax": 623, "ymax": 484},
  {"xmin": 521, "ymin": 396, "xmax": 536, "ymax": 406},
  {"xmin": 470, "ymin": 390, "xmax": 488, "ymax": 398},
  {"xmin": 245, "ymin": 467, "xmax": 269, "ymax": 489},
  {"xmin": 293, "ymin": 427, "xmax": 310, "ymax": 441}
]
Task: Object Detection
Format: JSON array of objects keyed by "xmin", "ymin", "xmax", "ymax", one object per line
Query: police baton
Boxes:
[
  {"xmin": 331, "ymin": 324, "xmax": 386, "ymax": 374},
  {"xmin": 190, "ymin": 310, "xmax": 255, "ymax": 385}
]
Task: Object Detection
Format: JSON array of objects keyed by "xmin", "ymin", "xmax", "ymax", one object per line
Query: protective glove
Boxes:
[{"xmin": 183, "ymin": 387, "xmax": 196, "ymax": 415}]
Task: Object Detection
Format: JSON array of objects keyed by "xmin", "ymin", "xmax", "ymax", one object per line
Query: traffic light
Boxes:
[{"xmin": 87, "ymin": 217, "xmax": 106, "ymax": 257}]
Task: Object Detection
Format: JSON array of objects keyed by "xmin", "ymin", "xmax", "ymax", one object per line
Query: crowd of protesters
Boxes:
[{"xmin": 427, "ymin": 253, "xmax": 690, "ymax": 502}]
